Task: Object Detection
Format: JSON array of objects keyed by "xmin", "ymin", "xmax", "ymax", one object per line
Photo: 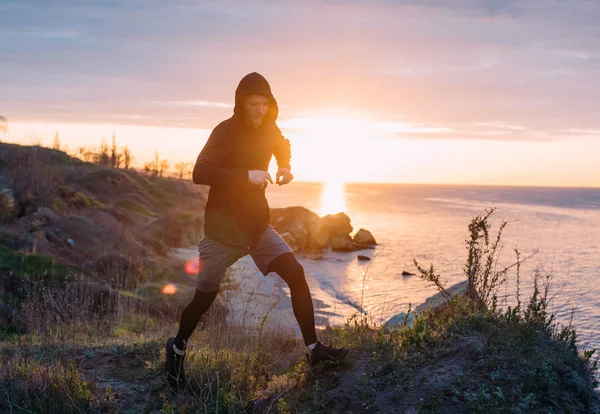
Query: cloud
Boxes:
[
  {"xmin": 0, "ymin": 0, "xmax": 599, "ymax": 141},
  {"xmin": 150, "ymin": 101, "xmax": 233, "ymax": 109}
]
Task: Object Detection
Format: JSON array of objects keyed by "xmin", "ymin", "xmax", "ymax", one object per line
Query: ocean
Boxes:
[{"xmin": 253, "ymin": 182, "xmax": 600, "ymax": 351}]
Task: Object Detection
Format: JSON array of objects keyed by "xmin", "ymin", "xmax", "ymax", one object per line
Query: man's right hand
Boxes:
[{"xmin": 248, "ymin": 170, "xmax": 273, "ymax": 188}]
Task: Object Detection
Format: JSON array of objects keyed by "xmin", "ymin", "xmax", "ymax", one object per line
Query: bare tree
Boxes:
[
  {"xmin": 123, "ymin": 145, "xmax": 132, "ymax": 169},
  {"xmin": 154, "ymin": 149, "xmax": 160, "ymax": 174},
  {"xmin": 144, "ymin": 150, "xmax": 159, "ymax": 177},
  {"xmin": 174, "ymin": 161, "xmax": 193, "ymax": 180},
  {"xmin": 159, "ymin": 159, "xmax": 170, "ymax": 177},
  {"xmin": 75, "ymin": 146, "xmax": 96, "ymax": 163},
  {"xmin": 110, "ymin": 133, "xmax": 122, "ymax": 168},
  {"xmin": 52, "ymin": 132, "xmax": 61, "ymax": 150},
  {"xmin": 0, "ymin": 115, "xmax": 7, "ymax": 138},
  {"xmin": 98, "ymin": 138, "xmax": 110, "ymax": 166},
  {"xmin": 143, "ymin": 149, "xmax": 170, "ymax": 177}
]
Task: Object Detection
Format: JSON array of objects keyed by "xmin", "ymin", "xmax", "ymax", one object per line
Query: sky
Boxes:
[{"xmin": 1, "ymin": 0, "xmax": 599, "ymax": 186}]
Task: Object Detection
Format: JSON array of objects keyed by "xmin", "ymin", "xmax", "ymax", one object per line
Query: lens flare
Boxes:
[
  {"xmin": 185, "ymin": 258, "xmax": 203, "ymax": 275},
  {"xmin": 162, "ymin": 284, "xmax": 177, "ymax": 295}
]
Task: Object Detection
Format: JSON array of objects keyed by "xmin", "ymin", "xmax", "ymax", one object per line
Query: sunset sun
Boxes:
[
  {"xmin": 283, "ymin": 113, "xmax": 361, "ymax": 215},
  {"xmin": 281, "ymin": 112, "xmax": 371, "ymax": 181},
  {"xmin": 320, "ymin": 180, "xmax": 347, "ymax": 216}
]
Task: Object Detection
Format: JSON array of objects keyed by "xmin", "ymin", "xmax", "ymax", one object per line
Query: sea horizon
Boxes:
[{"xmin": 288, "ymin": 180, "xmax": 600, "ymax": 191}]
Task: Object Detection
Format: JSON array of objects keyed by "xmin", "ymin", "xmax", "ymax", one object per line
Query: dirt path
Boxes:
[
  {"xmin": 78, "ymin": 344, "xmax": 167, "ymax": 413},
  {"xmin": 289, "ymin": 338, "xmax": 484, "ymax": 413},
  {"xmin": 74, "ymin": 335, "xmax": 486, "ymax": 413}
]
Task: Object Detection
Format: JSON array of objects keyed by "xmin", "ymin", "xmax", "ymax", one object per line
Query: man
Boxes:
[{"xmin": 165, "ymin": 72, "xmax": 348, "ymax": 388}]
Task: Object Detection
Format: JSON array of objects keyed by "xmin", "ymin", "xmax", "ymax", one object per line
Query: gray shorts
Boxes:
[{"xmin": 196, "ymin": 225, "xmax": 293, "ymax": 292}]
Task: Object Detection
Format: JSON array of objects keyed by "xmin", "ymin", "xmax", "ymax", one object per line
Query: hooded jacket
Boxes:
[{"xmin": 193, "ymin": 72, "xmax": 291, "ymax": 248}]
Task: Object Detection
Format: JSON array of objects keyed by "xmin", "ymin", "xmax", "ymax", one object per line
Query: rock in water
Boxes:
[
  {"xmin": 330, "ymin": 236, "xmax": 355, "ymax": 251},
  {"xmin": 270, "ymin": 208, "xmax": 378, "ymax": 254},
  {"xmin": 353, "ymin": 228, "xmax": 377, "ymax": 245},
  {"xmin": 310, "ymin": 212, "xmax": 353, "ymax": 250},
  {"xmin": 270, "ymin": 207, "xmax": 320, "ymax": 251},
  {"xmin": 308, "ymin": 226, "xmax": 330, "ymax": 250},
  {"xmin": 321, "ymin": 213, "xmax": 353, "ymax": 237},
  {"xmin": 357, "ymin": 255, "xmax": 371, "ymax": 261}
]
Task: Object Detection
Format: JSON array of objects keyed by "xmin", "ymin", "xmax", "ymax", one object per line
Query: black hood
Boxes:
[{"xmin": 233, "ymin": 72, "xmax": 279, "ymax": 124}]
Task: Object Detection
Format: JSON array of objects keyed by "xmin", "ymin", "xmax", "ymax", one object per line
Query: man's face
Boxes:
[{"xmin": 243, "ymin": 94, "xmax": 269, "ymax": 127}]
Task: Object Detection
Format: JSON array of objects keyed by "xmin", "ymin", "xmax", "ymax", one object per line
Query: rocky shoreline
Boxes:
[{"xmin": 270, "ymin": 206, "xmax": 377, "ymax": 253}]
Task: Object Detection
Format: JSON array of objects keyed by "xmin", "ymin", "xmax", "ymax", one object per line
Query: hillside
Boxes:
[
  {"xmin": 0, "ymin": 143, "xmax": 208, "ymax": 328},
  {"xmin": 0, "ymin": 142, "xmax": 206, "ymax": 264},
  {"xmin": 0, "ymin": 143, "xmax": 598, "ymax": 413}
]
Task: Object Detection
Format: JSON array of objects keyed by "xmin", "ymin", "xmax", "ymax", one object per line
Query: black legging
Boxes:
[
  {"xmin": 268, "ymin": 252, "xmax": 318, "ymax": 346},
  {"xmin": 174, "ymin": 289, "xmax": 218, "ymax": 350},
  {"xmin": 174, "ymin": 252, "xmax": 317, "ymax": 349}
]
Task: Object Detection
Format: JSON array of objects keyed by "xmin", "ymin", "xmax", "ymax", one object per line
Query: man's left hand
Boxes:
[{"xmin": 276, "ymin": 168, "xmax": 294, "ymax": 186}]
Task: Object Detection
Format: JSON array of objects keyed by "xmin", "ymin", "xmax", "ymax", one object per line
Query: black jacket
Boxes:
[{"xmin": 193, "ymin": 73, "xmax": 291, "ymax": 248}]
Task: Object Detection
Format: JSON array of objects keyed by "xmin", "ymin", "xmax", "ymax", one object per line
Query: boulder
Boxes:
[
  {"xmin": 35, "ymin": 207, "xmax": 59, "ymax": 223},
  {"xmin": 0, "ymin": 189, "xmax": 19, "ymax": 222},
  {"xmin": 318, "ymin": 213, "xmax": 353, "ymax": 237},
  {"xmin": 45, "ymin": 230, "xmax": 64, "ymax": 245},
  {"xmin": 307, "ymin": 226, "xmax": 330, "ymax": 250},
  {"xmin": 330, "ymin": 236, "xmax": 355, "ymax": 251},
  {"xmin": 27, "ymin": 207, "xmax": 60, "ymax": 232},
  {"xmin": 27, "ymin": 218, "xmax": 43, "ymax": 232},
  {"xmin": 270, "ymin": 207, "xmax": 319, "ymax": 251},
  {"xmin": 270, "ymin": 207, "xmax": 377, "ymax": 254},
  {"xmin": 310, "ymin": 212, "xmax": 353, "ymax": 250},
  {"xmin": 357, "ymin": 255, "xmax": 371, "ymax": 261},
  {"xmin": 353, "ymin": 228, "xmax": 377, "ymax": 245},
  {"xmin": 271, "ymin": 207, "xmax": 319, "ymax": 229}
]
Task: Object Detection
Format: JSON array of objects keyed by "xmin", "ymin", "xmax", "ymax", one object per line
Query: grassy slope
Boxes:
[
  {"xmin": 0, "ymin": 291, "xmax": 598, "ymax": 413},
  {"xmin": 0, "ymin": 143, "xmax": 207, "ymax": 322},
  {"xmin": 0, "ymin": 142, "xmax": 206, "ymax": 268}
]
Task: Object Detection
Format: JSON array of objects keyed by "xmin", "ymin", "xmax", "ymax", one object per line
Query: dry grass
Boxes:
[{"xmin": 0, "ymin": 267, "xmax": 306, "ymax": 413}]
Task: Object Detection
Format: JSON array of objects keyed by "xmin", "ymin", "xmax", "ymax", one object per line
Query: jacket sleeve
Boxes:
[
  {"xmin": 273, "ymin": 126, "xmax": 291, "ymax": 170},
  {"xmin": 193, "ymin": 126, "xmax": 248, "ymax": 188}
]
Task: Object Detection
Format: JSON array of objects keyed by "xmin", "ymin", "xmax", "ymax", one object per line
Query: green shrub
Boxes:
[
  {"xmin": 0, "ymin": 244, "xmax": 71, "ymax": 283},
  {"xmin": 59, "ymin": 186, "xmax": 104, "ymax": 209}
]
